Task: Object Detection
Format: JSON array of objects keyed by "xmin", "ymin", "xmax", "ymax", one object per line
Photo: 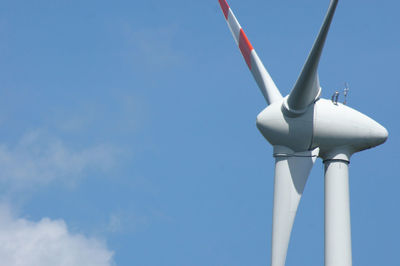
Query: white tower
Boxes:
[{"xmin": 217, "ymin": 0, "xmax": 388, "ymax": 265}]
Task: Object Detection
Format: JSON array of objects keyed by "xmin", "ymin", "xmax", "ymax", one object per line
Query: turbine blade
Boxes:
[
  {"xmin": 271, "ymin": 146, "xmax": 319, "ymax": 266},
  {"xmin": 286, "ymin": 0, "xmax": 338, "ymax": 112},
  {"xmin": 218, "ymin": 0, "xmax": 282, "ymax": 105}
]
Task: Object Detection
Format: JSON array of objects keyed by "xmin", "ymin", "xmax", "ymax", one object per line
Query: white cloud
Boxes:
[
  {"xmin": 0, "ymin": 205, "xmax": 114, "ymax": 266},
  {"xmin": 0, "ymin": 131, "xmax": 121, "ymax": 264},
  {"xmin": 0, "ymin": 130, "xmax": 119, "ymax": 189},
  {"xmin": 127, "ymin": 25, "xmax": 183, "ymax": 69},
  {"xmin": 106, "ymin": 211, "xmax": 149, "ymax": 234}
]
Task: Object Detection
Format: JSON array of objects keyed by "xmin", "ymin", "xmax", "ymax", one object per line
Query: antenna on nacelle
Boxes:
[
  {"xmin": 343, "ymin": 82, "xmax": 349, "ymax": 105},
  {"xmin": 331, "ymin": 91, "xmax": 339, "ymax": 105}
]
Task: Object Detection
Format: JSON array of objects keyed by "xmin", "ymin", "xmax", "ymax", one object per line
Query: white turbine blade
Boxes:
[
  {"xmin": 271, "ymin": 146, "xmax": 319, "ymax": 266},
  {"xmin": 218, "ymin": 0, "xmax": 282, "ymax": 105},
  {"xmin": 286, "ymin": 0, "xmax": 338, "ymax": 112}
]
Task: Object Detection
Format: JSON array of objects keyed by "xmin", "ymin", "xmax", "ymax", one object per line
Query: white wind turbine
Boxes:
[{"xmin": 217, "ymin": 0, "xmax": 388, "ymax": 266}]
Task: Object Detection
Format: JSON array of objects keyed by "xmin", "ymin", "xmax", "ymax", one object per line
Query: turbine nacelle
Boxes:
[
  {"xmin": 312, "ymin": 99, "xmax": 388, "ymax": 158},
  {"xmin": 256, "ymin": 98, "xmax": 388, "ymax": 157}
]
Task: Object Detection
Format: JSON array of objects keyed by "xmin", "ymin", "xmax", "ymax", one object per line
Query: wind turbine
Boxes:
[{"xmin": 217, "ymin": 0, "xmax": 388, "ymax": 265}]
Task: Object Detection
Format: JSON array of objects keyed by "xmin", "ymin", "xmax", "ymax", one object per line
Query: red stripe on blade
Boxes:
[
  {"xmin": 239, "ymin": 29, "xmax": 254, "ymax": 69},
  {"xmin": 218, "ymin": 0, "xmax": 230, "ymax": 20}
]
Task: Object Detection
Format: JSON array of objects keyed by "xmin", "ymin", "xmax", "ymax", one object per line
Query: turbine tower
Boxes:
[{"xmin": 217, "ymin": 0, "xmax": 388, "ymax": 265}]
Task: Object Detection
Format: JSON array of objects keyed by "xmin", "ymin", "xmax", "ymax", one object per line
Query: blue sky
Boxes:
[{"xmin": 0, "ymin": 0, "xmax": 398, "ymax": 265}]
